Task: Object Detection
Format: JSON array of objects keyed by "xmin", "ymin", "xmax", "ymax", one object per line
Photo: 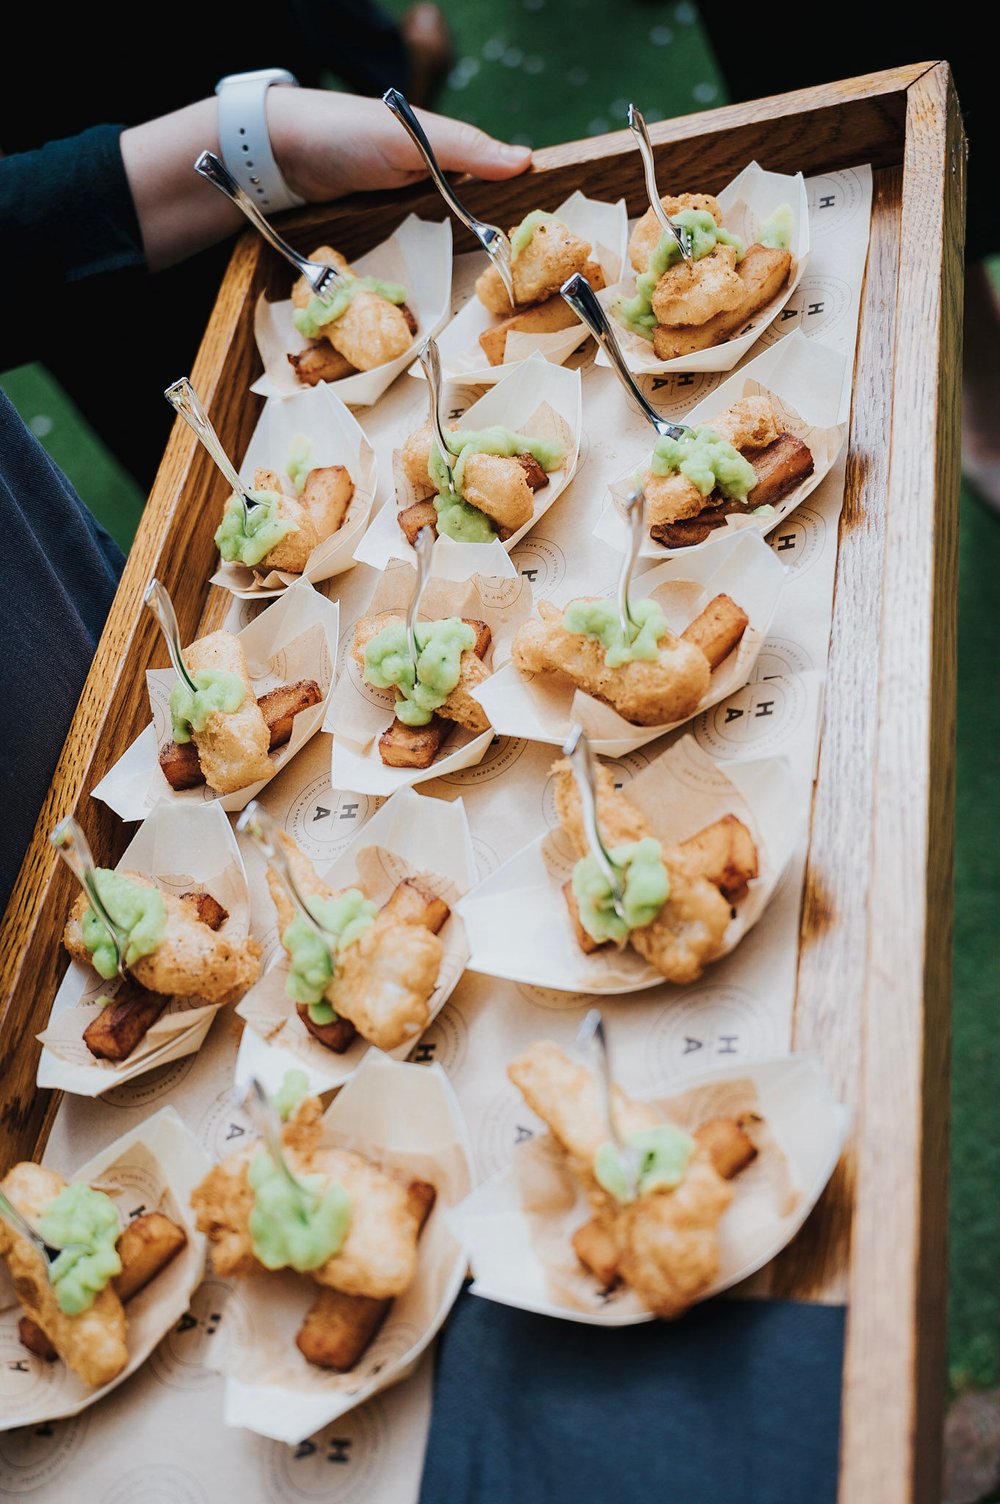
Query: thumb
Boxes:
[{"xmin": 406, "ymin": 109, "xmax": 532, "ymax": 181}]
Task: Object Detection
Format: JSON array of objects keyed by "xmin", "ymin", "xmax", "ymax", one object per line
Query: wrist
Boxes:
[{"xmin": 264, "ymin": 85, "xmax": 313, "ymax": 204}]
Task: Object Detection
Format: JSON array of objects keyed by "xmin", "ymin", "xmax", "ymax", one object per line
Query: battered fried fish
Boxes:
[
  {"xmin": 475, "ymin": 216, "xmax": 592, "ymax": 314},
  {"xmin": 63, "ymin": 873, "xmax": 261, "ymax": 1004},
  {"xmin": 628, "ymin": 194, "xmax": 724, "ymax": 273},
  {"xmin": 170, "ymin": 630, "xmax": 272, "ymax": 795},
  {"xmin": 353, "ymin": 610, "xmax": 491, "ymax": 734},
  {"xmin": 507, "ymin": 1040, "xmax": 737, "ymax": 1318},
  {"xmin": 191, "ymin": 1097, "xmax": 424, "ymax": 1299},
  {"xmin": 290, "ymin": 245, "xmax": 413, "ymax": 372},
  {"xmin": 0, "ymin": 1163, "xmax": 128, "ymax": 1387},
  {"xmin": 643, "ymin": 395, "xmax": 786, "ymax": 531},
  {"xmin": 239, "ymin": 464, "xmax": 354, "ymax": 575},
  {"xmin": 399, "ymin": 420, "xmax": 535, "ymax": 537},
  {"xmin": 266, "ymin": 832, "xmax": 445, "ymax": 1051},
  {"xmin": 552, "ymin": 759, "xmax": 734, "ymax": 983}
]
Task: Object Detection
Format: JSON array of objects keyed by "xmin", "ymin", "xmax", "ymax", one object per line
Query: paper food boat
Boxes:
[
  {"xmin": 235, "ymin": 788, "xmax": 475, "ymax": 1093},
  {"xmin": 252, "ymin": 214, "xmax": 452, "ymax": 405},
  {"xmin": 448, "ymin": 1053, "xmax": 849, "ymax": 1325},
  {"xmin": 93, "ymin": 581, "xmax": 338, "ymax": 818},
  {"xmin": 595, "ymin": 162, "xmax": 810, "ymax": 376},
  {"xmin": 414, "ymin": 190, "xmax": 628, "ymax": 385},
  {"xmin": 473, "ymin": 529, "xmax": 786, "ymax": 757},
  {"xmin": 459, "ymin": 737, "xmax": 799, "ymax": 994},
  {"xmin": 210, "ymin": 384, "xmax": 377, "ymax": 598},
  {"xmin": 37, "ymin": 802, "xmax": 254, "ymax": 1095},
  {"xmin": 205, "ymin": 1053, "xmax": 474, "ymax": 1443},
  {"xmin": 353, "ymin": 353, "xmax": 582, "ymax": 573},
  {"xmin": 0, "ymin": 1107, "xmax": 209, "ymax": 1425}
]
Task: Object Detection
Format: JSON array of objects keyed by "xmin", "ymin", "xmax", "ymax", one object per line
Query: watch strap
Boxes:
[{"xmin": 216, "ymin": 74, "xmax": 305, "ymax": 215}]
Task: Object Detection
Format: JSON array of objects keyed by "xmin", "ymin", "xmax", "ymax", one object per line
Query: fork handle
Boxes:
[
  {"xmin": 194, "ymin": 151, "xmax": 337, "ymax": 296},
  {"xmin": 382, "ymin": 91, "xmax": 481, "ymax": 238}
]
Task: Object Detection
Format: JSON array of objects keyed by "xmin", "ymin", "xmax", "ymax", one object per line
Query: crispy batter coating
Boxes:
[
  {"xmin": 291, "ymin": 247, "xmax": 412, "ymax": 371},
  {"xmin": 244, "ymin": 463, "xmax": 354, "ymax": 574},
  {"xmin": 552, "ymin": 760, "xmax": 731, "ymax": 982},
  {"xmin": 475, "ymin": 218, "xmax": 592, "ymax": 314},
  {"xmin": 512, "ymin": 598, "xmax": 711, "ymax": 726},
  {"xmin": 399, "ymin": 421, "xmax": 537, "ymax": 535},
  {"xmin": 650, "ymin": 245, "xmax": 792, "ymax": 360},
  {"xmin": 643, "ymin": 396, "xmax": 785, "ymax": 530},
  {"xmin": 288, "ymin": 342, "xmax": 357, "ymax": 386},
  {"xmin": 400, "ymin": 420, "xmax": 438, "ymax": 500},
  {"xmin": 64, "ymin": 874, "xmax": 261, "ymax": 1004},
  {"xmin": 628, "ymin": 194, "xmax": 724, "ymax": 273},
  {"xmin": 353, "ymin": 611, "xmax": 491, "ymax": 734},
  {"xmin": 0, "ymin": 1163, "xmax": 128, "ymax": 1387},
  {"xmin": 267, "ymin": 833, "xmax": 444, "ymax": 1051},
  {"xmin": 175, "ymin": 630, "xmax": 273, "ymax": 794},
  {"xmin": 507, "ymin": 1040, "xmax": 734, "ymax": 1318},
  {"xmin": 190, "ymin": 1098, "xmax": 423, "ymax": 1299},
  {"xmin": 650, "ymin": 242, "xmax": 745, "ymax": 328}
]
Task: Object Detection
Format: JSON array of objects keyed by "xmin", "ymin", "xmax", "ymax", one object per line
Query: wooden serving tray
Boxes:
[{"xmin": 0, "ymin": 61, "xmax": 964, "ymax": 1504}]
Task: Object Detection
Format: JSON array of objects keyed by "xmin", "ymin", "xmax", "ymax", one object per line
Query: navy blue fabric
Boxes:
[
  {"xmin": 0, "ymin": 389, "xmax": 124, "ymax": 914},
  {"xmin": 419, "ymin": 1289, "xmax": 845, "ymax": 1504}
]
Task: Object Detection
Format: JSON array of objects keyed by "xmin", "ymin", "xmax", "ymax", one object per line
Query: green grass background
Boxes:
[{"xmin": 2, "ymin": 0, "xmax": 997, "ymax": 1398}]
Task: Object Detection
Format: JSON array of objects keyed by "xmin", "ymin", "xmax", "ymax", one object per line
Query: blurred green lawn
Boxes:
[{"xmin": 2, "ymin": 0, "xmax": 996, "ymax": 1398}]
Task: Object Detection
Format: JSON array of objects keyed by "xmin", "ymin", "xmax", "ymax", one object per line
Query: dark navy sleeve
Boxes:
[
  {"xmin": 0, "ymin": 124, "xmax": 146, "ymax": 300},
  {"xmin": 0, "ymin": 389, "xmax": 124, "ymax": 913}
]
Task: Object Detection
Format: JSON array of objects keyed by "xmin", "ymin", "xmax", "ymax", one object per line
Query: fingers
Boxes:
[{"xmin": 401, "ymin": 107, "xmax": 532, "ymax": 181}]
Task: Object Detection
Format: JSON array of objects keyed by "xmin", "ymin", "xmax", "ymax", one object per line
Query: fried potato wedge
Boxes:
[
  {"xmin": 478, "ymin": 260, "xmax": 606, "ymax": 366},
  {"xmin": 288, "ymin": 342, "xmax": 357, "ymax": 386},
  {"xmin": 295, "ymin": 1005, "xmax": 359, "ymax": 1053},
  {"xmin": 113, "ymin": 1212, "xmax": 188, "ymax": 1302},
  {"xmin": 397, "ymin": 499, "xmax": 440, "ymax": 547},
  {"xmin": 678, "ymin": 814, "xmax": 759, "ymax": 902},
  {"xmin": 379, "ymin": 878, "xmax": 450, "ymax": 935},
  {"xmin": 680, "ymin": 594, "xmax": 749, "ymax": 671},
  {"xmin": 693, "ymin": 1117, "xmax": 758, "ymax": 1180},
  {"xmin": 378, "ymin": 715, "xmax": 452, "ymax": 769},
  {"xmin": 180, "ymin": 892, "xmax": 229, "ymax": 931},
  {"xmin": 82, "ymin": 984, "xmax": 170, "ymax": 1063},
  {"xmin": 650, "ymin": 245, "xmax": 791, "ymax": 360}
]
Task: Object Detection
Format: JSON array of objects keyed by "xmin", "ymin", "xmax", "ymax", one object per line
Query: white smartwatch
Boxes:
[{"xmin": 215, "ymin": 68, "xmax": 306, "ymax": 215}]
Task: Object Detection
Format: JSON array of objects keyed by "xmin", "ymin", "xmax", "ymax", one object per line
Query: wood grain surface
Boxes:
[{"xmin": 0, "ymin": 63, "xmax": 964, "ymax": 1504}]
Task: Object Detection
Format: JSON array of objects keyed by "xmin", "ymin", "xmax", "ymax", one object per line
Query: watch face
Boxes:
[{"xmin": 215, "ymin": 68, "xmax": 299, "ymax": 91}]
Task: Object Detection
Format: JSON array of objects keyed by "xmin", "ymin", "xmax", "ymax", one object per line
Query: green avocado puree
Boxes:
[
  {"xmin": 426, "ymin": 426, "xmax": 564, "ymax": 542},
  {"xmin": 617, "ymin": 209, "xmax": 745, "ymax": 340},
  {"xmin": 562, "ymin": 596, "xmax": 671, "ymax": 668},
  {"xmin": 649, "ymin": 426, "xmax": 758, "ymax": 502},
  {"xmin": 81, "ymin": 871, "xmax": 166, "ymax": 980},
  {"xmin": 284, "ymin": 890, "xmax": 378, "ymax": 1008},
  {"xmin": 510, "ymin": 210, "xmax": 558, "ymax": 260},
  {"xmin": 594, "ymin": 1124, "xmax": 696, "ymax": 1205},
  {"xmin": 571, "ymin": 837, "xmax": 670, "ymax": 945},
  {"xmin": 214, "ymin": 491, "xmax": 299, "ymax": 567},
  {"xmin": 757, "ymin": 203, "xmax": 794, "ymax": 251},
  {"xmin": 363, "ymin": 618, "xmax": 476, "ymax": 727},
  {"xmin": 287, "ymin": 434, "xmax": 314, "ymax": 495},
  {"xmin": 292, "ymin": 275, "xmax": 409, "ymax": 339},
  {"xmin": 37, "ymin": 1183, "xmax": 122, "ymax": 1315},
  {"xmin": 248, "ymin": 1151, "xmax": 351, "ymax": 1272},
  {"xmin": 169, "ymin": 669, "xmax": 246, "ymax": 743},
  {"xmin": 273, "ymin": 1069, "xmax": 311, "ymax": 1121}
]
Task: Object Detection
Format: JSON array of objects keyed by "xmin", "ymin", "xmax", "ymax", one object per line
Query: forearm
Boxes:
[{"xmin": 120, "ymin": 99, "xmax": 242, "ymax": 273}]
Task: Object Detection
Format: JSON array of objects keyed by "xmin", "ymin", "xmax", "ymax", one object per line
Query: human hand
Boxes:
[{"xmin": 266, "ymin": 88, "xmax": 532, "ymax": 202}]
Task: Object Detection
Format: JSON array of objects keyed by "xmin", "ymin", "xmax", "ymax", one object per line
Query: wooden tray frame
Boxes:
[{"xmin": 0, "ymin": 61, "xmax": 964, "ymax": 1504}]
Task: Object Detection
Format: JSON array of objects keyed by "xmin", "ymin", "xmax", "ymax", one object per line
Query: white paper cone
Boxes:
[
  {"xmin": 473, "ymin": 530, "xmax": 786, "ymax": 755},
  {"xmin": 209, "ymin": 385, "xmax": 378, "ymax": 598},
  {"xmin": 353, "ymin": 354, "xmax": 582, "ymax": 572},
  {"xmin": 235, "ymin": 788, "xmax": 475, "ymax": 1090},
  {"xmin": 595, "ymin": 163, "xmax": 810, "ymax": 376},
  {"xmin": 201, "ymin": 1054, "xmax": 474, "ymax": 1442},
  {"xmin": 36, "ymin": 803, "xmax": 253, "ymax": 1096},
  {"xmin": 251, "ymin": 216, "xmax": 452, "ymax": 404},
  {"xmin": 594, "ymin": 332, "xmax": 847, "ymax": 561},
  {"xmin": 0, "ymin": 1107, "xmax": 209, "ymax": 1426},
  {"xmin": 327, "ymin": 563, "xmax": 535, "ymax": 795},
  {"xmin": 92, "ymin": 581, "xmax": 339, "ymax": 819},
  {"xmin": 459, "ymin": 737, "xmax": 800, "ymax": 993},
  {"xmin": 449, "ymin": 1053, "xmax": 848, "ymax": 1324},
  {"xmin": 412, "ymin": 191, "xmax": 628, "ymax": 385}
]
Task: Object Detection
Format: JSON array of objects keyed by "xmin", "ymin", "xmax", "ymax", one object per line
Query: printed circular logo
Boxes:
[
  {"xmin": 767, "ymin": 504, "xmax": 825, "ymax": 575},
  {"xmin": 437, "ymin": 734, "xmax": 527, "ymax": 785},
  {"xmin": 0, "ymin": 1409, "xmax": 90, "ymax": 1495},
  {"xmin": 230, "ymin": 598, "xmax": 266, "ymax": 632},
  {"xmin": 355, "ymin": 1319, "xmax": 422, "ymax": 1385},
  {"xmin": 515, "ymin": 981, "xmax": 593, "ymax": 1014},
  {"xmin": 0, "ymin": 1325, "xmax": 61, "ymax": 1415},
  {"xmin": 509, "ymin": 536, "xmax": 566, "ymax": 599},
  {"xmin": 792, "ymin": 275, "xmax": 853, "ymax": 341},
  {"xmin": 285, "ymin": 779, "xmax": 374, "ymax": 861},
  {"xmin": 198, "ymin": 1087, "xmax": 254, "ymax": 1161},
  {"xmin": 407, "ymin": 1003, "xmax": 468, "ymax": 1074},
  {"xmin": 476, "ymin": 1086, "xmax": 542, "ymax": 1178},
  {"xmin": 806, "ymin": 171, "xmax": 866, "ymax": 232},
  {"xmin": 749, "ymin": 638, "xmax": 814, "ymax": 680},
  {"xmin": 102, "ymin": 1054, "xmax": 196, "ymax": 1109},
  {"xmin": 260, "ymin": 1396, "xmax": 388, "ymax": 1503},
  {"xmin": 102, "ymin": 1464, "xmax": 210, "ymax": 1504},
  {"xmin": 471, "ymin": 835, "xmax": 500, "ymax": 879},
  {"xmin": 638, "ymin": 368, "xmax": 723, "ymax": 417},
  {"xmin": 648, "ymin": 986, "xmax": 777, "ymax": 1074},
  {"xmin": 697, "ymin": 677, "xmax": 807, "ymax": 758},
  {"xmin": 149, "ymin": 1278, "xmax": 251, "ymax": 1392},
  {"xmin": 476, "ymin": 574, "xmax": 524, "ymax": 611}
]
